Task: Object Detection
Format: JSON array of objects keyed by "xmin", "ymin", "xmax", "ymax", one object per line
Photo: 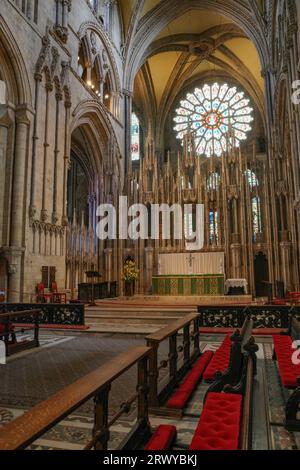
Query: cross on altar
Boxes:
[{"xmin": 187, "ymin": 252, "xmax": 196, "ymax": 272}]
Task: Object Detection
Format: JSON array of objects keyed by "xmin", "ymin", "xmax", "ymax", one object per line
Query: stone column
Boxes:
[
  {"xmin": 62, "ymin": 100, "xmax": 71, "ymax": 226},
  {"xmin": 104, "ymin": 247, "xmax": 113, "ymax": 283},
  {"xmin": 144, "ymin": 247, "xmax": 154, "ymax": 295},
  {"xmin": 7, "ymin": 106, "xmax": 31, "ymax": 301},
  {"xmin": 230, "ymin": 233, "xmax": 242, "ymax": 279},
  {"xmin": 52, "ymin": 89, "xmax": 63, "ymax": 224},
  {"xmin": 1, "ymin": 247, "xmax": 25, "ymax": 302},
  {"xmin": 280, "ymin": 231, "xmax": 293, "ymax": 292},
  {"xmin": 41, "ymin": 82, "xmax": 52, "ymax": 222},
  {"xmin": 123, "ymin": 89, "xmax": 132, "ymax": 176}
]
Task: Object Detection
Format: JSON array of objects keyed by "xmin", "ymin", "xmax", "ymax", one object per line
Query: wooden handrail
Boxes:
[
  {"xmin": 146, "ymin": 312, "xmax": 198, "ymax": 342},
  {"xmin": 0, "ymin": 309, "xmax": 40, "ymax": 320},
  {"xmin": 240, "ymin": 354, "xmax": 254, "ymax": 450},
  {"xmin": 291, "ymin": 317, "xmax": 300, "ymax": 336},
  {"xmin": 0, "ymin": 346, "xmax": 151, "ymax": 450},
  {"xmin": 146, "ymin": 313, "xmax": 200, "ymax": 412}
]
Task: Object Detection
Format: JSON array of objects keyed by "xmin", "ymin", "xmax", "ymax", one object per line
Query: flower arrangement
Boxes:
[{"xmin": 123, "ymin": 259, "xmax": 139, "ymax": 282}]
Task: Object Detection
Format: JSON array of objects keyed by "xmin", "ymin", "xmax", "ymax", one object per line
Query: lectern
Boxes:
[{"xmin": 85, "ymin": 271, "xmax": 102, "ymax": 306}]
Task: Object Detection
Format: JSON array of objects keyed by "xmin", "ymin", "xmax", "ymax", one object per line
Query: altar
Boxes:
[
  {"xmin": 153, "ymin": 252, "xmax": 225, "ymax": 296},
  {"xmin": 152, "ymin": 274, "xmax": 225, "ymax": 296}
]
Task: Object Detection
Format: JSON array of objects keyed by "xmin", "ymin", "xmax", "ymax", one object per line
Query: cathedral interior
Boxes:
[{"xmin": 1, "ymin": 0, "xmax": 300, "ymax": 454}]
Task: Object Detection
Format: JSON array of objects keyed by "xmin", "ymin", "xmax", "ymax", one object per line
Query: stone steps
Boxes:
[
  {"xmin": 85, "ymin": 305, "xmax": 191, "ymax": 334},
  {"xmin": 86, "ymin": 323, "xmax": 162, "ymax": 334},
  {"xmin": 86, "ymin": 314, "xmax": 180, "ymax": 325},
  {"xmin": 86, "ymin": 309, "xmax": 192, "ymax": 317}
]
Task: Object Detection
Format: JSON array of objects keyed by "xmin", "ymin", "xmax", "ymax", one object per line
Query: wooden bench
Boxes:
[
  {"xmin": 0, "ymin": 310, "xmax": 40, "ymax": 356},
  {"xmin": 190, "ymin": 336, "xmax": 258, "ymax": 450},
  {"xmin": 203, "ymin": 317, "xmax": 254, "ymax": 386},
  {"xmin": 166, "ymin": 351, "xmax": 213, "ymax": 411},
  {"xmin": 146, "ymin": 313, "xmax": 201, "ymax": 417},
  {"xmin": 272, "ymin": 317, "xmax": 300, "ymax": 432},
  {"xmin": 144, "ymin": 425, "xmax": 177, "ymax": 451}
]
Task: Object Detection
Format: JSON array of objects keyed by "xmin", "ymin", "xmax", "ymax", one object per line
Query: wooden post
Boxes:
[
  {"xmin": 183, "ymin": 324, "xmax": 191, "ymax": 368},
  {"xmin": 147, "ymin": 340, "xmax": 159, "ymax": 408},
  {"xmin": 34, "ymin": 311, "xmax": 40, "ymax": 347},
  {"xmin": 193, "ymin": 317, "xmax": 200, "ymax": 356},
  {"xmin": 93, "ymin": 385, "xmax": 111, "ymax": 451},
  {"xmin": 169, "ymin": 333, "xmax": 178, "ymax": 384},
  {"xmin": 4, "ymin": 315, "xmax": 9, "ymax": 356},
  {"xmin": 137, "ymin": 356, "xmax": 149, "ymax": 425}
]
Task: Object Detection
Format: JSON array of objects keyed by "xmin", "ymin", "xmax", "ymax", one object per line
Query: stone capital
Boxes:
[
  {"xmin": 15, "ymin": 105, "xmax": 34, "ymax": 125},
  {"xmin": 0, "ymin": 247, "xmax": 25, "ymax": 274}
]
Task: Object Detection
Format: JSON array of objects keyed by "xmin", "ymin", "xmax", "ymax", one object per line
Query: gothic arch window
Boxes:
[
  {"xmin": 245, "ymin": 169, "xmax": 259, "ymax": 189},
  {"xmin": 174, "ymin": 83, "xmax": 253, "ymax": 158},
  {"xmin": 131, "ymin": 113, "xmax": 140, "ymax": 161},
  {"xmin": 252, "ymin": 196, "xmax": 262, "ymax": 241},
  {"xmin": 207, "ymin": 172, "xmax": 221, "ymax": 191},
  {"xmin": 77, "ymin": 30, "xmax": 117, "ymax": 113},
  {"xmin": 209, "ymin": 211, "xmax": 219, "ymax": 244}
]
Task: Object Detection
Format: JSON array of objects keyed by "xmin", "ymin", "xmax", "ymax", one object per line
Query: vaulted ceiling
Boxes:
[{"xmin": 119, "ymin": 1, "xmax": 266, "ymax": 132}]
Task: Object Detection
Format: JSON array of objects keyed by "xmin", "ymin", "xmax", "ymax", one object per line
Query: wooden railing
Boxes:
[
  {"xmin": 0, "ymin": 303, "xmax": 85, "ymax": 326},
  {"xmin": 0, "ymin": 346, "xmax": 151, "ymax": 450},
  {"xmin": 146, "ymin": 313, "xmax": 200, "ymax": 411},
  {"xmin": 0, "ymin": 310, "xmax": 40, "ymax": 356},
  {"xmin": 198, "ymin": 305, "xmax": 300, "ymax": 329}
]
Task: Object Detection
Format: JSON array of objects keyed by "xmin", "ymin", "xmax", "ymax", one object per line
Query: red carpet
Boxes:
[{"xmin": 200, "ymin": 327, "xmax": 287, "ymax": 336}]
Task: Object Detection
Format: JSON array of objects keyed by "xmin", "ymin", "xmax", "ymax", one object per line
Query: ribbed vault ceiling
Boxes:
[{"xmin": 119, "ymin": 1, "xmax": 265, "ymax": 129}]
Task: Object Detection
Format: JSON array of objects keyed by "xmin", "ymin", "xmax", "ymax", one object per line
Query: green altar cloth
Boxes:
[{"xmin": 152, "ymin": 274, "xmax": 225, "ymax": 296}]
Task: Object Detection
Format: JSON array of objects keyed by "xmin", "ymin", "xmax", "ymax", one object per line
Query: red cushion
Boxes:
[
  {"xmin": 167, "ymin": 351, "xmax": 213, "ymax": 409},
  {"xmin": 189, "ymin": 392, "xmax": 242, "ymax": 451},
  {"xmin": 203, "ymin": 336, "xmax": 232, "ymax": 382},
  {"xmin": 288, "ymin": 292, "xmax": 300, "ymax": 299},
  {"xmin": 0, "ymin": 323, "xmax": 15, "ymax": 334},
  {"xmin": 273, "ymin": 336, "xmax": 300, "ymax": 389},
  {"xmin": 144, "ymin": 425, "xmax": 177, "ymax": 451}
]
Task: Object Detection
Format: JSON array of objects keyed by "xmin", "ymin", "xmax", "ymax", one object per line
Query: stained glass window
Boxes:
[
  {"xmin": 131, "ymin": 113, "xmax": 140, "ymax": 161},
  {"xmin": 207, "ymin": 172, "xmax": 221, "ymax": 190},
  {"xmin": 209, "ymin": 211, "xmax": 219, "ymax": 243},
  {"xmin": 174, "ymin": 83, "xmax": 253, "ymax": 158},
  {"xmin": 245, "ymin": 170, "xmax": 259, "ymax": 189},
  {"xmin": 252, "ymin": 197, "xmax": 262, "ymax": 240}
]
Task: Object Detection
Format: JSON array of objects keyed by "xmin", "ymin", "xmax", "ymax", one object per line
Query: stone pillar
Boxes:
[
  {"xmin": 62, "ymin": 100, "xmax": 71, "ymax": 226},
  {"xmin": 8, "ymin": 107, "xmax": 31, "ymax": 301},
  {"xmin": 52, "ymin": 90, "xmax": 63, "ymax": 225},
  {"xmin": 230, "ymin": 233, "xmax": 242, "ymax": 279},
  {"xmin": 2, "ymin": 247, "xmax": 25, "ymax": 302},
  {"xmin": 123, "ymin": 90, "xmax": 132, "ymax": 176},
  {"xmin": 280, "ymin": 231, "xmax": 293, "ymax": 292},
  {"xmin": 104, "ymin": 248, "xmax": 113, "ymax": 283},
  {"xmin": 144, "ymin": 247, "xmax": 154, "ymax": 295}
]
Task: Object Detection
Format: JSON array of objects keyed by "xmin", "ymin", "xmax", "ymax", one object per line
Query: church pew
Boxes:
[
  {"xmin": 144, "ymin": 425, "xmax": 177, "ymax": 451},
  {"xmin": 272, "ymin": 318, "xmax": 300, "ymax": 432},
  {"xmin": 165, "ymin": 317, "xmax": 253, "ymax": 414},
  {"xmin": 0, "ymin": 310, "xmax": 40, "ymax": 357},
  {"xmin": 189, "ymin": 337, "xmax": 258, "ymax": 450},
  {"xmin": 146, "ymin": 313, "xmax": 201, "ymax": 417},
  {"xmin": 203, "ymin": 317, "xmax": 253, "ymax": 384},
  {"xmin": 166, "ymin": 351, "xmax": 214, "ymax": 411}
]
